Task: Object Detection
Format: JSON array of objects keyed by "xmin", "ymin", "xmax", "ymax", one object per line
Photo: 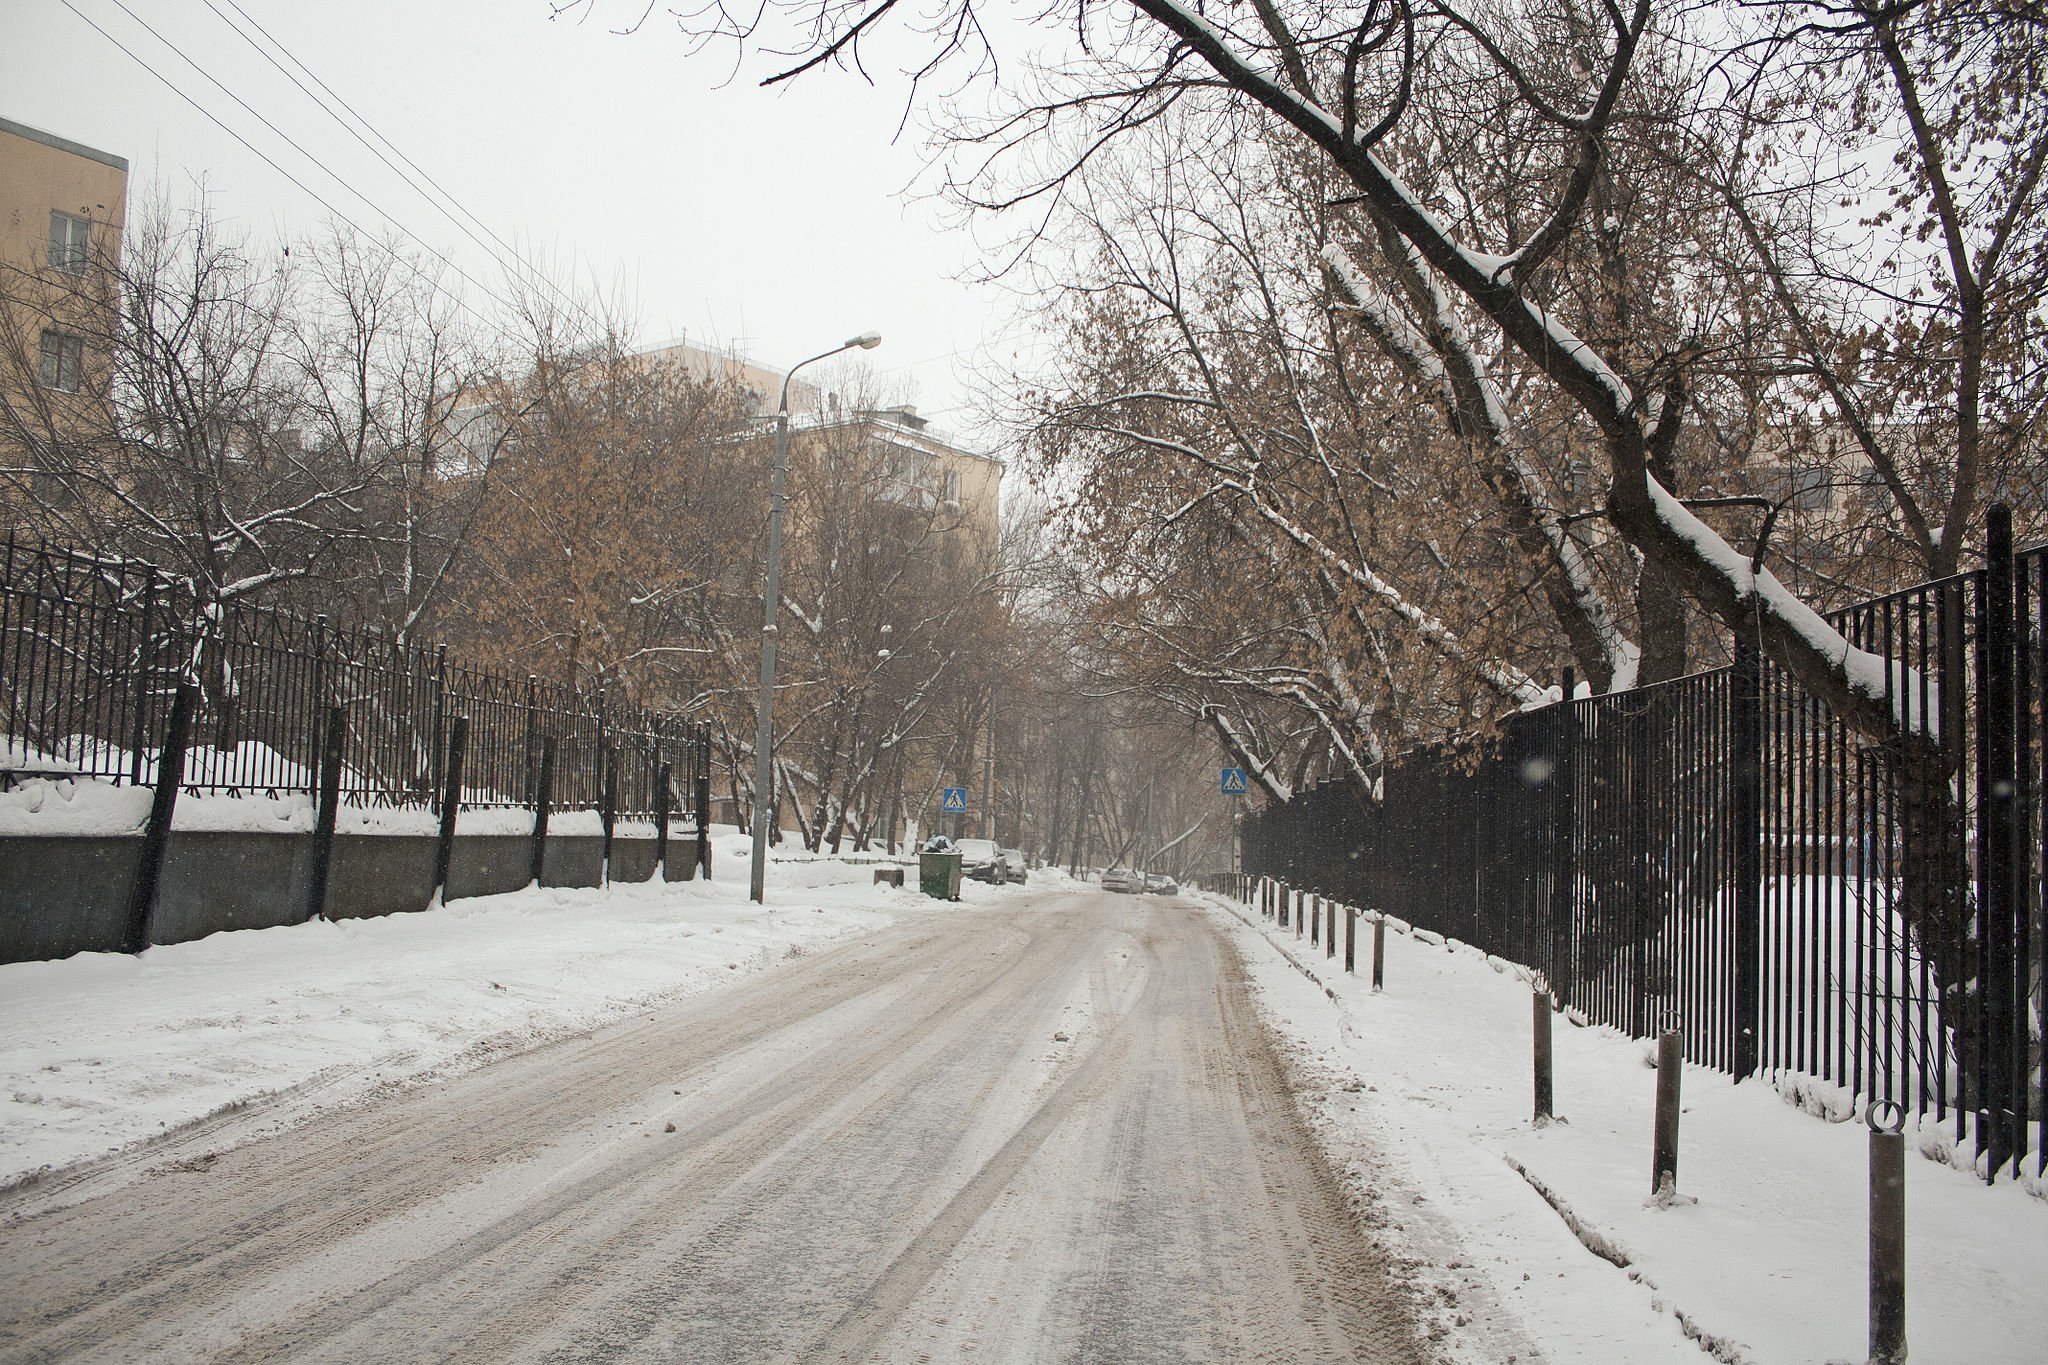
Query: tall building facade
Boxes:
[{"xmin": 0, "ymin": 115, "xmax": 128, "ymax": 464}]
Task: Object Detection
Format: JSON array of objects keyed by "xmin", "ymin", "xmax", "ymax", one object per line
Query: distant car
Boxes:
[
  {"xmin": 1100, "ymin": 867, "xmax": 1142, "ymax": 894},
  {"xmin": 954, "ymin": 837, "xmax": 1004, "ymax": 883},
  {"xmin": 1143, "ymin": 873, "xmax": 1180, "ymax": 896},
  {"xmin": 1000, "ymin": 848, "xmax": 1028, "ymax": 884}
]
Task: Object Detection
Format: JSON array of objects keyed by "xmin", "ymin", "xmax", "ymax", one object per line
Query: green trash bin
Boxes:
[{"xmin": 919, "ymin": 851, "xmax": 963, "ymax": 900}]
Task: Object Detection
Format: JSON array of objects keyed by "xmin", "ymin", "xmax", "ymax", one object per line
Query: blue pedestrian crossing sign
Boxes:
[
  {"xmin": 941, "ymin": 786, "xmax": 969, "ymax": 814},
  {"xmin": 1219, "ymin": 767, "xmax": 1249, "ymax": 795}
]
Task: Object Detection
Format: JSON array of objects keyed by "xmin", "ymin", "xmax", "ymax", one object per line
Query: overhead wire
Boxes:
[
  {"xmin": 198, "ymin": 0, "xmax": 604, "ymax": 336},
  {"xmin": 61, "ymin": 0, "xmax": 524, "ymax": 326}
]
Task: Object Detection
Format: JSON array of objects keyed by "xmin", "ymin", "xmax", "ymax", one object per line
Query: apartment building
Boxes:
[
  {"xmin": 0, "ymin": 116, "xmax": 128, "ymax": 441},
  {"xmin": 798, "ymin": 401, "xmax": 1003, "ymax": 551},
  {"xmin": 450, "ymin": 336, "xmax": 1003, "ymax": 547}
]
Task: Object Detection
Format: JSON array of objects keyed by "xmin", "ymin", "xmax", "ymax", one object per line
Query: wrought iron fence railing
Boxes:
[
  {"xmin": 0, "ymin": 535, "xmax": 709, "ymax": 824},
  {"xmin": 1244, "ymin": 507, "xmax": 2045, "ymax": 1182}
]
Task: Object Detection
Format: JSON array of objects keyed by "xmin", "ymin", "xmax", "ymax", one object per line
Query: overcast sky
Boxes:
[{"xmin": 3, "ymin": 0, "xmax": 1040, "ymax": 444}]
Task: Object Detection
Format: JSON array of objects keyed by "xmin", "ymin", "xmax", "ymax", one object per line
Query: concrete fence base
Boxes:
[{"xmin": 0, "ymin": 821, "xmax": 698, "ymax": 965}]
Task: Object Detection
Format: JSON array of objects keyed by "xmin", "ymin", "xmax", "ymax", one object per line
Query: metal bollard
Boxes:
[
  {"xmin": 1344, "ymin": 905, "xmax": 1356, "ymax": 974},
  {"xmin": 1869, "ymin": 1102, "xmax": 1907, "ymax": 1364},
  {"xmin": 1533, "ymin": 989, "xmax": 1553, "ymax": 1123},
  {"xmin": 1651, "ymin": 1029, "xmax": 1683, "ymax": 1198},
  {"xmin": 1371, "ymin": 914, "xmax": 1386, "ymax": 991},
  {"xmin": 1325, "ymin": 898, "xmax": 1335, "ymax": 959}
]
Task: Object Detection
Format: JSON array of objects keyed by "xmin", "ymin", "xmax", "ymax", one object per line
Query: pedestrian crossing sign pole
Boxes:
[{"xmin": 1220, "ymin": 769, "xmax": 1248, "ymax": 877}]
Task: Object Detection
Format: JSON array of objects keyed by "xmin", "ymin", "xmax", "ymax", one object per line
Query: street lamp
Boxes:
[{"xmin": 750, "ymin": 330, "xmax": 882, "ymax": 903}]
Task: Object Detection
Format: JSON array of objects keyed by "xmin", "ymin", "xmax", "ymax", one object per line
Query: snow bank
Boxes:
[
  {"xmin": 0, "ymin": 776, "xmax": 152, "ymax": 836},
  {"xmin": 1200, "ymin": 893, "xmax": 2045, "ymax": 1365},
  {"xmin": 0, "ymin": 826, "xmax": 909, "ymax": 1192}
]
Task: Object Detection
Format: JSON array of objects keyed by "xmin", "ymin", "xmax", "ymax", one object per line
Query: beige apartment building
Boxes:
[
  {"xmin": 451, "ymin": 336, "xmax": 1003, "ymax": 547},
  {"xmin": 632, "ymin": 342, "xmax": 1003, "ymax": 548},
  {"xmin": 0, "ymin": 116, "xmax": 128, "ymax": 462},
  {"xmin": 797, "ymin": 401, "xmax": 1003, "ymax": 551}
]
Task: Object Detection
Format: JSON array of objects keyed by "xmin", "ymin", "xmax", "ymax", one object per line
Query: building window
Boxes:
[
  {"xmin": 942, "ymin": 470, "xmax": 961, "ymax": 506},
  {"xmin": 39, "ymin": 331, "xmax": 83, "ymax": 392},
  {"xmin": 1755, "ymin": 465, "xmax": 1832, "ymax": 513},
  {"xmin": 48, "ymin": 211, "xmax": 91, "ymax": 274}
]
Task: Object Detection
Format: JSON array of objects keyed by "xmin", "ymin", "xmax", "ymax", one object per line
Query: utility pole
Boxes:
[
  {"xmin": 979, "ymin": 662, "xmax": 997, "ymax": 838},
  {"xmin": 749, "ymin": 331, "xmax": 882, "ymax": 904}
]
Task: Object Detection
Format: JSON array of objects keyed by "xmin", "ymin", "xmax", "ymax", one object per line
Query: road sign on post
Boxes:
[
  {"xmin": 941, "ymin": 787, "xmax": 968, "ymax": 815},
  {"xmin": 1220, "ymin": 767, "xmax": 1248, "ymax": 795}
]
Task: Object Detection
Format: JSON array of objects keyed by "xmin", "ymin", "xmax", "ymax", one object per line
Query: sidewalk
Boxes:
[
  {"xmin": 0, "ymin": 831, "xmax": 934, "ymax": 1191},
  {"xmin": 1200, "ymin": 891, "xmax": 2046, "ymax": 1365}
]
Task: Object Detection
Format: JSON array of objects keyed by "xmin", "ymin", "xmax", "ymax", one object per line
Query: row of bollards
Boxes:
[
  {"xmin": 1241, "ymin": 875, "xmax": 1902, "ymax": 1362},
  {"xmin": 1243, "ymin": 876, "xmax": 1386, "ymax": 992},
  {"xmin": 1527, "ymin": 987, "xmax": 1906, "ymax": 1363}
]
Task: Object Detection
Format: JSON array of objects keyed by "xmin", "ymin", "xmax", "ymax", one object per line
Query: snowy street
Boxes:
[{"xmin": 1, "ymin": 875, "xmax": 1423, "ymax": 1363}]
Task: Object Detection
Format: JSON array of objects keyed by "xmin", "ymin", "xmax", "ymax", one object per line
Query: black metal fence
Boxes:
[
  {"xmin": 1244, "ymin": 508, "xmax": 2045, "ymax": 1182},
  {"xmin": 0, "ymin": 536, "xmax": 709, "ymax": 823}
]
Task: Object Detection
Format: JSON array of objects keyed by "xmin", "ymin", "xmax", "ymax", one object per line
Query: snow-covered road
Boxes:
[
  {"xmin": 1, "ymin": 891, "xmax": 1427, "ymax": 1363},
  {"xmin": 5, "ymin": 844, "xmax": 2041, "ymax": 1362}
]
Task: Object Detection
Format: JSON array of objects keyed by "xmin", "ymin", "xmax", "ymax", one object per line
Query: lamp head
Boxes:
[{"xmin": 846, "ymin": 331, "xmax": 883, "ymax": 351}]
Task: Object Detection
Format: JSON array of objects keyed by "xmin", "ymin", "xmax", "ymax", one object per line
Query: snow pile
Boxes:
[
  {"xmin": 0, "ymin": 827, "xmax": 909, "ymax": 1190},
  {"xmin": 1201, "ymin": 893, "xmax": 2046, "ymax": 1364},
  {"xmin": 0, "ymin": 768, "xmax": 647, "ymax": 838},
  {"xmin": 0, "ymin": 774, "xmax": 153, "ymax": 836}
]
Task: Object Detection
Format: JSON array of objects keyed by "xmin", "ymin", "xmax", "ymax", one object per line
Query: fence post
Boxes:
[
  {"xmin": 1311, "ymin": 894, "xmax": 1320, "ymax": 947},
  {"xmin": 128, "ymin": 585, "xmax": 155, "ymax": 788},
  {"xmin": 1869, "ymin": 1104, "xmax": 1907, "ymax": 1364},
  {"xmin": 522, "ymin": 675, "xmax": 539, "ymax": 804},
  {"xmin": 694, "ymin": 725, "xmax": 712, "ymax": 879},
  {"xmin": 601, "ymin": 743, "xmax": 618, "ymax": 888},
  {"xmin": 124, "ymin": 683, "xmax": 195, "ymax": 954},
  {"xmin": 429, "ymin": 643, "xmax": 449, "ymax": 806},
  {"xmin": 1978, "ymin": 502, "xmax": 2018, "ymax": 1175},
  {"xmin": 655, "ymin": 759, "xmax": 673, "ymax": 875},
  {"xmin": 1732, "ymin": 636, "xmax": 1764, "ymax": 1081},
  {"xmin": 1345, "ymin": 905, "xmax": 1356, "ymax": 973},
  {"xmin": 303, "ymin": 705, "xmax": 345, "ymax": 924},
  {"xmin": 1652, "ymin": 1029, "xmax": 1684, "ymax": 1198},
  {"xmin": 431, "ymin": 716, "xmax": 469, "ymax": 903},
  {"xmin": 1550, "ymin": 667, "xmax": 1575, "ymax": 1004},
  {"xmin": 1325, "ymin": 898, "xmax": 1335, "ymax": 960},
  {"xmin": 1533, "ymin": 988, "xmax": 1554, "ymax": 1123},
  {"xmin": 530, "ymin": 736, "xmax": 556, "ymax": 887},
  {"xmin": 1372, "ymin": 913, "xmax": 1386, "ymax": 992}
]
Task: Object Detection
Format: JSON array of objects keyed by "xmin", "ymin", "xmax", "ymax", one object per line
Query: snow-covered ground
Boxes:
[
  {"xmin": 0, "ymin": 829, "xmax": 979, "ymax": 1189},
  {"xmin": 1202, "ymin": 890, "xmax": 2047, "ymax": 1365},
  {"xmin": 4, "ymin": 844, "xmax": 2041, "ymax": 1363}
]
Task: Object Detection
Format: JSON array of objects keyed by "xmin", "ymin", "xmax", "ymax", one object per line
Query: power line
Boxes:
[
  {"xmin": 97, "ymin": 0, "xmax": 524, "ymax": 319},
  {"xmin": 199, "ymin": 0, "xmax": 602, "ymax": 336},
  {"xmin": 64, "ymin": 0, "xmax": 521, "ymax": 324}
]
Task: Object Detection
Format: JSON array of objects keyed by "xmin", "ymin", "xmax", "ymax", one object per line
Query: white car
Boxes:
[
  {"xmin": 1100, "ymin": 867, "xmax": 1142, "ymax": 893},
  {"xmin": 954, "ymin": 837, "xmax": 1004, "ymax": 883}
]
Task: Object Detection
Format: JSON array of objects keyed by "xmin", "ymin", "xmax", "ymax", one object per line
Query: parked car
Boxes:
[
  {"xmin": 1099, "ymin": 867, "xmax": 1142, "ymax": 894},
  {"xmin": 1000, "ymin": 848, "xmax": 1028, "ymax": 884},
  {"xmin": 1143, "ymin": 873, "xmax": 1180, "ymax": 896},
  {"xmin": 954, "ymin": 837, "xmax": 1004, "ymax": 883}
]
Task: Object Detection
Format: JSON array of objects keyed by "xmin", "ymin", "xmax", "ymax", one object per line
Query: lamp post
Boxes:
[{"xmin": 750, "ymin": 330, "xmax": 882, "ymax": 904}]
